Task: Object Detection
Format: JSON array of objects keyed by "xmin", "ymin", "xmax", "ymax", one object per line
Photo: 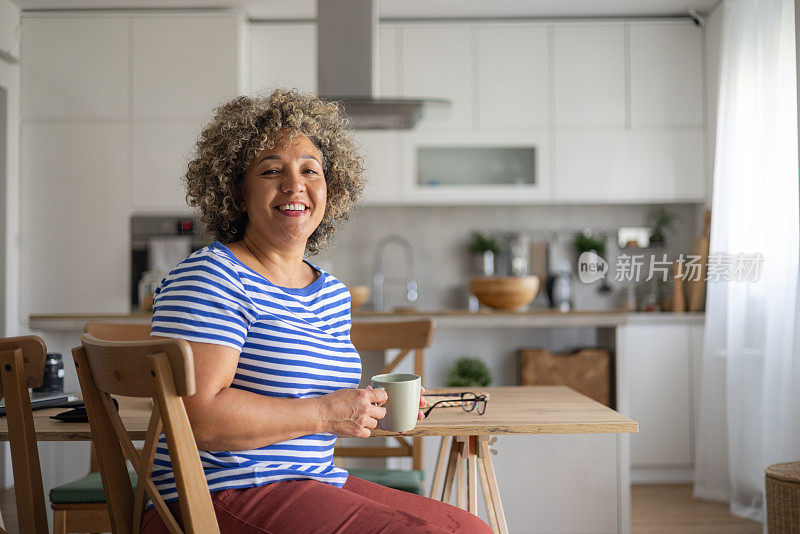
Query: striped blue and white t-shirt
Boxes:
[{"xmin": 149, "ymin": 241, "xmax": 361, "ymax": 503}]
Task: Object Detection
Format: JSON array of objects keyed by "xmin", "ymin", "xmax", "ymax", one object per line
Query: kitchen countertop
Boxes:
[{"xmin": 28, "ymin": 310, "xmax": 704, "ymax": 331}]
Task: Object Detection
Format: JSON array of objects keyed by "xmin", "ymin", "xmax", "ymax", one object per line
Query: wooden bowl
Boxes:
[
  {"xmin": 469, "ymin": 276, "xmax": 540, "ymax": 310},
  {"xmin": 349, "ymin": 285, "xmax": 371, "ymax": 310}
]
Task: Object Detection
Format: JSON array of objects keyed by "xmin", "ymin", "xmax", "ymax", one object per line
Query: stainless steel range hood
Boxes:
[{"xmin": 317, "ymin": 0, "xmax": 447, "ymax": 129}]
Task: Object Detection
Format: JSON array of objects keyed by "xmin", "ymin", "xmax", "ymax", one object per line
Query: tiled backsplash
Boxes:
[{"xmin": 313, "ymin": 204, "xmax": 703, "ymax": 311}]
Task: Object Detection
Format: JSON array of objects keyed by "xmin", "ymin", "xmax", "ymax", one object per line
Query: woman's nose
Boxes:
[{"xmin": 280, "ymin": 168, "xmax": 306, "ymax": 193}]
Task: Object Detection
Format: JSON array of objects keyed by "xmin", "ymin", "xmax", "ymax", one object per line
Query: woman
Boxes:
[{"xmin": 144, "ymin": 89, "xmax": 491, "ymax": 534}]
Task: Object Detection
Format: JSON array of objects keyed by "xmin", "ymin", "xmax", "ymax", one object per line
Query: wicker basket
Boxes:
[
  {"xmin": 766, "ymin": 462, "xmax": 800, "ymax": 533},
  {"xmin": 519, "ymin": 348, "xmax": 611, "ymax": 407}
]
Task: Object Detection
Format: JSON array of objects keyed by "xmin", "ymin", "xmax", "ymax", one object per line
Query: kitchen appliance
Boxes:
[
  {"xmin": 547, "ymin": 265, "xmax": 573, "ymax": 312},
  {"xmin": 316, "ymin": 0, "xmax": 449, "ymax": 129},
  {"xmin": 130, "ymin": 216, "xmax": 205, "ymax": 310},
  {"xmin": 33, "ymin": 353, "xmax": 64, "ymax": 393}
]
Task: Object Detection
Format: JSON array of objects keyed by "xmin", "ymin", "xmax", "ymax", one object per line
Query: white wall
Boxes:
[
  {"xmin": 0, "ymin": 0, "xmax": 21, "ymax": 491},
  {"xmin": 0, "ymin": 0, "xmax": 20, "ymax": 339}
]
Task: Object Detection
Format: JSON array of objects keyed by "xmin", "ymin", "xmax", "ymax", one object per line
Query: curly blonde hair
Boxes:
[{"xmin": 185, "ymin": 89, "xmax": 365, "ymax": 255}]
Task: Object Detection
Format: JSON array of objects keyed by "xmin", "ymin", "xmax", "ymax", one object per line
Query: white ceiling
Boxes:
[{"xmin": 14, "ymin": 0, "xmax": 721, "ymax": 20}]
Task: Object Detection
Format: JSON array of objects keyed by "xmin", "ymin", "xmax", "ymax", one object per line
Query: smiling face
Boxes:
[{"xmin": 242, "ymin": 132, "xmax": 327, "ymax": 251}]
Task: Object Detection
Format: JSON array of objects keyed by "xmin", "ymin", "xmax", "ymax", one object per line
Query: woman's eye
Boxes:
[
  {"xmin": 303, "ymin": 169, "xmax": 319, "ymax": 175},
  {"xmin": 260, "ymin": 169, "xmax": 279, "ymax": 176}
]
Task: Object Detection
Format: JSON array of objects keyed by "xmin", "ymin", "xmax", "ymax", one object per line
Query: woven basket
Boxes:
[
  {"xmin": 519, "ymin": 348, "xmax": 611, "ymax": 407},
  {"xmin": 766, "ymin": 462, "xmax": 800, "ymax": 533}
]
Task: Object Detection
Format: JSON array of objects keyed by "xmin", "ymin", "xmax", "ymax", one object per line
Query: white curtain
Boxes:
[{"xmin": 694, "ymin": 0, "xmax": 800, "ymax": 524}]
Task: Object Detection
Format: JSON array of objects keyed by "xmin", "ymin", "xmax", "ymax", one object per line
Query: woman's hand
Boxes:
[{"xmin": 317, "ymin": 387, "xmax": 388, "ymax": 438}]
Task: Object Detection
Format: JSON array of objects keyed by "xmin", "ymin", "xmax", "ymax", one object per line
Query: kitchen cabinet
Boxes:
[
  {"xmin": 351, "ymin": 130, "xmax": 403, "ymax": 205},
  {"xmin": 624, "ymin": 319, "xmax": 705, "ymax": 482},
  {"xmin": 0, "ymin": 0, "xmax": 20, "ymax": 62},
  {"xmin": 21, "ymin": 122, "xmax": 128, "ymax": 317},
  {"xmin": 379, "ymin": 25, "xmax": 400, "ymax": 97},
  {"xmin": 630, "ymin": 22, "xmax": 703, "ymax": 125},
  {"xmin": 477, "ymin": 24, "xmax": 549, "ymax": 128},
  {"xmin": 250, "ymin": 22, "xmax": 316, "ymax": 94},
  {"xmin": 401, "ymin": 24, "xmax": 473, "ymax": 129},
  {"xmin": 554, "ymin": 128, "xmax": 705, "ymax": 202},
  {"xmin": 130, "ymin": 121, "xmax": 201, "ymax": 213},
  {"xmin": 22, "ymin": 16, "xmax": 129, "ymax": 120},
  {"xmin": 553, "ymin": 24, "xmax": 626, "ymax": 126},
  {"xmin": 132, "ymin": 14, "xmax": 241, "ymax": 119},
  {"xmin": 401, "ymin": 128, "xmax": 551, "ymax": 204}
]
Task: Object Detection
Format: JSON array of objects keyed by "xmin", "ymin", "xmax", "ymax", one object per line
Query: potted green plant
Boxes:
[
  {"xmin": 649, "ymin": 208, "xmax": 676, "ymax": 247},
  {"xmin": 447, "ymin": 357, "xmax": 492, "ymax": 387},
  {"xmin": 469, "ymin": 231, "xmax": 500, "ymax": 277},
  {"xmin": 573, "ymin": 231, "xmax": 606, "ymax": 257}
]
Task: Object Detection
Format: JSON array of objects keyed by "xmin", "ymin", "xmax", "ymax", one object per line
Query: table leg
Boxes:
[
  {"xmin": 477, "ymin": 444, "xmax": 500, "ymax": 533},
  {"xmin": 441, "ymin": 437, "xmax": 462, "ymax": 503},
  {"xmin": 478, "ymin": 438, "xmax": 509, "ymax": 534},
  {"xmin": 455, "ymin": 437, "xmax": 466, "ymax": 510},
  {"xmin": 466, "ymin": 436, "xmax": 478, "ymax": 514},
  {"xmin": 429, "ymin": 437, "xmax": 450, "ymax": 500}
]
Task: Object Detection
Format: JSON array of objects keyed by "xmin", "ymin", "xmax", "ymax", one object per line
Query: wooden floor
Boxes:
[
  {"xmin": 0, "ymin": 483, "xmax": 763, "ymax": 533},
  {"xmin": 632, "ymin": 484, "xmax": 762, "ymax": 534}
]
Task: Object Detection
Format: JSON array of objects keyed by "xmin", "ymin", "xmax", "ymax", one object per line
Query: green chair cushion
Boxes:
[
  {"xmin": 49, "ymin": 470, "xmax": 138, "ymax": 504},
  {"xmin": 348, "ymin": 468, "xmax": 424, "ymax": 495}
]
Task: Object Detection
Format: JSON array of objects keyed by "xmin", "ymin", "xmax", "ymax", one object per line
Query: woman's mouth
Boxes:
[{"xmin": 275, "ymin": 202, "xmax": 309, "ymax": 217}]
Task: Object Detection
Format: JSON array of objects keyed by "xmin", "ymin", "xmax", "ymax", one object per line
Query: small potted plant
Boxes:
[
  {"xmin": 447, "ymin": 357, "xmax": 492, "ymax": 387},
  {"xmin": 649, "ymin": 208, "xmax": 676, "ymax": 247},
  {"xmin": 573, "ymin": 230, "xmax": 611, "ymax": 293},
  {"xmin": 469, "ymin": 231, "xmax": 500, "ymax": 277},
  {"xmin": 573, "ymin": 231, "xmax": 606, "ymax": 258}
]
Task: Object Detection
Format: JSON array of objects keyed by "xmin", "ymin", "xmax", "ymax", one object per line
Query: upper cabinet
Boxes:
[
  {"xmin": 401, "ymin": 24, "xmax": 473, "ymax": 129},
  {"xmin": 477, "ymin": 24, "xmax": 549, "ymax": 128},
  {"xmin": 351, "ymin": 130, "xmax": 403, "ymax": 205},
  {"xmin": 0, "ymin": 0, "xmax": 20, "ymax": 61},
  {"xmin": 630, "ymin": 22, "xmax": 703, "ymax": 125},
  {"xmin": 132, "ymin": 14, "xmax": 241, "ymax": 119},
  {"xmin": 130, "ymin": 120, "xmax": 201, "ymax": 213},
  {"xmin": 22, "ymin": 16, "xmax": 129, "ymax": 120},
  {"xmin": 250, "ymin": 22, "xmax": 316, "ymax": 94},
  {"xmin": 553, "ymin": 24, "xmax": 626, "ymax": 126},
  {"xmin": 554, "ymin": 129, "xmax": 705, "ymax": 201},
  {"xmin": 379, "ymin": 25, "xmax": 400, "ymax": 97}
]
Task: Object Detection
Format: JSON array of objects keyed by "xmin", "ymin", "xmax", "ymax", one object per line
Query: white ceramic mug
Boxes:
[{"xmin": 370, "ymin": 373, "xmax": 421, "ymax": 432}]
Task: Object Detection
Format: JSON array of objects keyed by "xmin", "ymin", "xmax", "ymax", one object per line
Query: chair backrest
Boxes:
[
  {"xmin": 73, "ymin": 334, "xmax": 219, "ymax": 534},
  {"xmin": 350, "ymin": 319, "xmax": 434, "ymax": 376},
  {"xmin": 0, "ymin": 336, "xmax": 49, "ymax": 534},
  {"xmin": 84, "ymin": 322, "xmax": 152, "ymax": 472},
  {"xmin": 85, "ymin": 322, "xmax": 151, "ymax": 341},
  {"xmin": 338, "ymin": 320, "xmax": 434, "ymax": 469}
]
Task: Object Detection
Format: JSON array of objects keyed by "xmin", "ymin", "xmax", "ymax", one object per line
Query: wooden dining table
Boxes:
[{"xmin": 0, "ymin": 385, "xmax": 637, "ymax": 534}]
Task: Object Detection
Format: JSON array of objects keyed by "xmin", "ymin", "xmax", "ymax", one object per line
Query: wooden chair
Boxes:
[
  {"xmin": 49, "ymin": 322, "xmax": 152, "ymax": 533},
  {"xmin": 0, "ymin": 336, "xmax": 49, "ymax": 534},
  {"xmin": 73, "ymin": 333, "xmax": 219, "ymax": 533},
  {"xmin": 85, "ymin": 322, "xmax": 150, "ymax": 342},
  {"xmin": 334, "ymin": 320, "xmax": 434, "ymax": 493}
]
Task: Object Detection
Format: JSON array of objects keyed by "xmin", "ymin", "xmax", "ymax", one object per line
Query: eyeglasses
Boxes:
[{"xmin": 423, "ymin": 392, "xmax": 487, "ymax": 418}]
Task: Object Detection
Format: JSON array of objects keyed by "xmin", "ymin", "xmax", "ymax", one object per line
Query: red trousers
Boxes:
[{"xmin": 141, "ymin": 476, "xmax": 492, "ymax": 534}]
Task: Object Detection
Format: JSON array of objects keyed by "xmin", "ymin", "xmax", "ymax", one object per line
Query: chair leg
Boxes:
[{"xmin": 53, "ymin": 510, "xmax": 67, "ymax": 534}]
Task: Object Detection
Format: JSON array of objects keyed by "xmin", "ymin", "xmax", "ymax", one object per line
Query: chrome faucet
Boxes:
[{"xmin": 372, "ymin": 235, "xmax": 418, "ymax": 312}]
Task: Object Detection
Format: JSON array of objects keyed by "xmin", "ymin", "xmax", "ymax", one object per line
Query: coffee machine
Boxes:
[{"xmin": 130, "ymin": 215, "xmax": 206, "ymax": 309}]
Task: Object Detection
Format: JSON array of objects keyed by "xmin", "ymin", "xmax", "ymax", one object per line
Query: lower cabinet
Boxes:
[{"xmin": 623, "ymin": 320, "xmax": 705, "ymax": 483}]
